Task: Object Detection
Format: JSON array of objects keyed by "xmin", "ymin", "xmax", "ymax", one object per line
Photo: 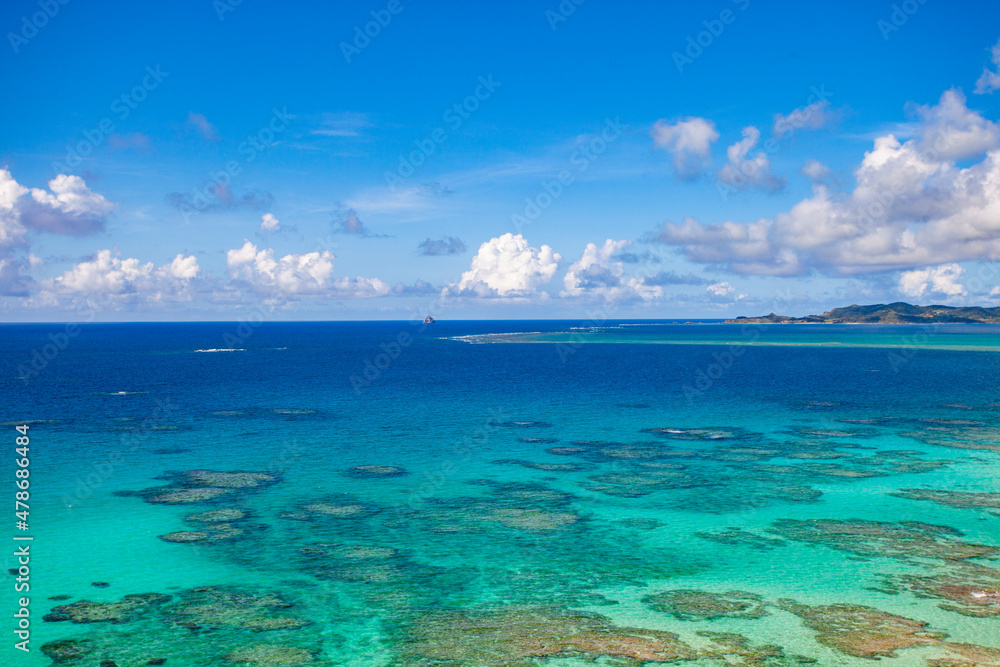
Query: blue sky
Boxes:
[{"xmin": 2, "ymin": 0, "xmax": 1000, "ymax": 321}]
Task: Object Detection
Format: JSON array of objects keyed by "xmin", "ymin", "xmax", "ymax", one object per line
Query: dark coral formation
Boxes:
[
  {"xmin": 927, "ymin": 642, "xmax": 1000, "ymax": 666},
  {"xmin": 116, "ymin": 469, "xmax": 280, "ymax": 506},
  {"xmin": 223, "ymin": 644, "xmax": 318, "ymax": 664},
  {"xmin": 346, "ymin": 465, "xmax": 408, "ymax": 478},
  {"xmin": 895, "ymin": 563, "xmax": 1000, "ymax": 617},
  {"xmin": 42, "ymin": 585, "xmax": 322, "ymax": 665},
  {"xmin": 398, "ymin": 606, "xmax": 696, "ymax": 665},
  {"xmin": 891, "ymin": 488, "xmax": 1000, "ymax": 514},
  {"xmin": 642, "ymin": 589, "xmax": 768, "ymax": 620},
  {"xmin": 492, "ymin": 458, "xmax": 595, "ymax": 472},
  {"xmin": 43, "ymin": 593, "xmax": 171, "ymax": 624},
  {"xmin": 164, "ymin": 587, "xmax": 310, "ymax": 632},
  {"xmin": 159, "ymin": 507, "xmax": 264, "ymax": 544},
  {"xmin": 777, "ymin": 600, "xmax": 945, "ymax": 659},
  {"xmin": 902, "ymin": 424, "xmax": 1000, "ymax": 452},
  {"xmin": 768, "ymin": 519, "xmax": 1000, "ymax": 562},
  {"xmin": 41, "ymin": 639, "xmax": 95, "ymax": 662},
  {"xmin": 643, "ymin": 427, "xmax": 750, "ymax": 440},
  {"xmin": 695, "ymin": 528, "xmax": 787, "ymax": 550}
]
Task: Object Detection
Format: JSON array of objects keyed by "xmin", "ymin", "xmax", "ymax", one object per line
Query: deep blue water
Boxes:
[{"xmin": 2, "ymin": 321, "xmax": 999, "ymax": 666}]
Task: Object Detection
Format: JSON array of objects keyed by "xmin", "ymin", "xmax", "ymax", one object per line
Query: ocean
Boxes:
[{"xmin": 3, "ymin": 320, "xmax": 999, "ymax": 666}]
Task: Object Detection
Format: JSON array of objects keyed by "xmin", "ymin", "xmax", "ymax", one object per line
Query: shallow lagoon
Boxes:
[{"xmin": 2, "ymin": 321, "xmax": 999, "ymax": 665}]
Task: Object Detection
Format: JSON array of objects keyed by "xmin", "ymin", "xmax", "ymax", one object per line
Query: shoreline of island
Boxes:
[{"xmin": 723, "ymin": 302, "xmax": 1000, "ymax": 325}]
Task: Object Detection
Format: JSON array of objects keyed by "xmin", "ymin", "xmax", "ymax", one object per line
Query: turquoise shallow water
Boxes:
[{"xmin": 2, "ymin": 321, "xmax": 999, "ymax": 666}]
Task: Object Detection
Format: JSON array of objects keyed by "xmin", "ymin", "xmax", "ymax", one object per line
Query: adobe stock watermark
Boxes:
[
  {"xmin": 61, "ymin": 396, "xmax": 178, "ymax": 510},
  {"xmin": 15, "ymin": 291, "xmax": 120, "ymax": 384},
  {"xmin": 512, "ymin": 117, "xmax": 625, "ymax": 233},
  {"xmin": 672, "ymin": 0, "xmax": 751, "ymax": 74},
  {"xmin": 175, "ymin": 107, "xmax": 294, "ymax": 222},
  {"xmin": 384, "ymin": 75, "xmax": 502, "ymax": 189},
  {"xmin": 349, "ymin": 329, "xmax": 416, "ymax": 393},
  {"xmin": 554, "ymin": 248, "xmax": 668, "ymax": 363},
  {"xmin": 51, "ymin": 65, "xmax": 169, "ymax": 174},
  {"xmin": 403, "ymin": 408, "xmax": 510, "ymax": 508},
  {"xmin": 349, "ymin": 282, "xmax": 461, "ymax": 394},
  {"xmin": 219, "ymin": 233, "xmax": 341, "ymax": 347},
  {"xmin": 7, "ymin": 0, "xmax": 70, "ymax": 54},
  {"xmin": 340, "ymin": 0, "xmax": 408, "ymax": 64},
  {"xmin": 213, "ymin": 0, "xmax": 243, "ymax": 21},
  {"xmin": 682, "ymin": 288, "xmax": 796, "ymax": 402},
  {"xmin": 877, "ymin": 0, "xmax": 929, "ymax": 41},
  {"xmin": 853, "ymin": 121, "xmax": 965, "ymax": 235},
  {"xmin": 545, "ymin": 0, "xmax": 586, "ymax": 30},
  {"xmin": 717, "ymin": 84, "xmax": 834, "ymax": 201},
  {"xmin": 886, "ymin": 323, "xmax": 941, "ymax": 373}
]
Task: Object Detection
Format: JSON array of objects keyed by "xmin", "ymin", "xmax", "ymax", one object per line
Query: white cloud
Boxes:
[
  {"xmin": 45, "ymin": 250, "xmax": 201, "ymax": 302},
  {"xmin": 225, "ymin": 240, "xmax": 389, "ymax": 298},
  {"xmin": 909, "ymin": 89, "xmax": 1000, "ymax": 160},
  {"xmin": 187, "ymin": 112, "xmax": 219, "ymax": 141},
  {"xmin": 165, "ymin": 253, "xmax": 200, "ymax": 279},
  {"xmin": 649, "ymin": 89, "xmax": 1000, "ymax": 276},
  {"xmin": 345, "ymin": 184, "xmax": 449, "ymax": 219},
  {"xmin": 801, "ymin": 159, "xmax": 832, "ymax": 182},
  {"xmin": 448, "ymin": 233, "xmax": 560, "ymax": 298},
  {"xmin": 561, "ymin": 239, "xmax": 661, "ymax": 301},
  {"xmin": 975, "ymin": 39, "xmax": 1000, "ymax": 94},
  {"xmin": 332, "ymin": 208, "xmax": 381, "ymax": 236},
  {"xmin": 311, "ymin": 112, "xmax": 372, "ymax": 137},
  {"xmin": 0, "ymin": 169, "xmax": 113, "ymax": 295},
  {"xmin": 772, "ymin": 99, "xmax": 837, "ymax": 138},
  {"xmin": 0, "ymin": 257, "xmax": 31, "ymax": 296},
  {"xmin": 716, "ymin": 126, "xmax": 785, "ymax": 192},
  {"xmin": 259, "ymin": 213, "xmax": 280, "ymax": 234},
  {"xmin": 0, "ymin": 170, "xmax": 30, "ymax": 251},
  {"xmin": 650, "ymin": 117, "xmax": 719, "ymax": 177},
  {"xmin": 707, "ymin": 281, "xmax": 735, "ymax": 296},
  {"xmin": 898, "ymin": 264, "xmax": 966, "ymax": 300},
  {"xmin": 329, "ymin": 276, "xmax": 394, "ymax": 297},
  {"xmin": 0, "ymin": 169, "xmax": 113, "ymax": 242}
]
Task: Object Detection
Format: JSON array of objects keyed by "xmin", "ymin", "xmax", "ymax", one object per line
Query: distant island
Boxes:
[{"xmin": 725, "ymin": 302, "xmax": 1000, "ymax": 324}]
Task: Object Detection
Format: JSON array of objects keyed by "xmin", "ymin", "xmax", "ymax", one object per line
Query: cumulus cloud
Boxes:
[
  {"xmin": 448, "ymin": 233, "xmax": 560, "ymax": 298},
  {"xmin": 908, "ymin": 89, "xmax": 1000, "ymax": 160},
  {"xmin": 707, "ymin": 281, "xmax": 735, "ymax": 296},
  {"xmin": 561, "ymin": 239, "xmax": 661, "ymax": 301},
  {"xmin": 898, "ymin": 263, "xmax": 966, "ymax": 299},
  {"xmin": 716, "ymin": 126, "xmax": 785, "ymax": 193},
  {"xmin": 226, "ymin": 239, "xmax": 389, "ymax": 298},
  {"xmin": 0, "ymin": 170, "xmax": 30, "ymax": 251},
  {"xmin": 418, "ymin": 236, "xmax": 466, "ymax": 256},
  {"xmin": 332, "ymin": 208, "xmax": 384, "ymax": 237},
  {"xmin": 0, "ymin": 257, "xmax": 31, "ymax": 296},
  {"xmin": 45, "ymin": 250, "xmax": 201, "ymax": 302},
  {"xmin": 649, "ymin": 89, "xmax": 1000, "ymax": 276},
  {"xmin": 259, "ymin": 213, "xmax": 281, "ymax": 234},
  {"xmin": 801, "ymin": 159, "xmax": 833, "ymax": 183},
  {"xmin": 187, "ymin": 112, "xmax": 219, "ymax": 141},
  {"xmin": 650, "ymin": 117, "xmax": 719, "ymax": 177},
  {"xmin": 0, "ymin": 169, "xmax": 113, "ymax": 295},
  {"xmin": 772, "ymin": 99, "xmax": 838, "ymax": 138},
  {"xmin": 975, "ymin": 39, "xmax": 1000, "ymax": 94},
  {"xmin": 392, "ymin": 279, "xmax": 438, "ymax": 295},
  {"xmin": 18, "ymin": 173, "xmax": 114, "ymax": 236}
]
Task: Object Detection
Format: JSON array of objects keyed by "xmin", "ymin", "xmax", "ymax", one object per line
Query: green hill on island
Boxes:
[{"xmin": 726, "ymin": 302, "xmax": 1000, "ymax": 324}]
